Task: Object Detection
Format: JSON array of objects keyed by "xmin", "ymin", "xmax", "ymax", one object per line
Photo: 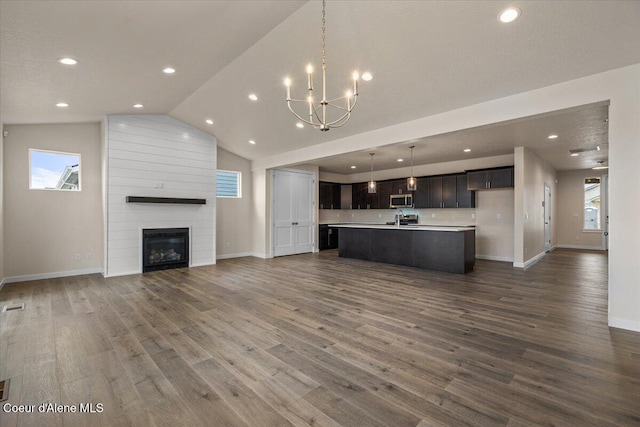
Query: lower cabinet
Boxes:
[{"xmin": 319, "ymin": 225, "xmax": 339, "ymax": 250}]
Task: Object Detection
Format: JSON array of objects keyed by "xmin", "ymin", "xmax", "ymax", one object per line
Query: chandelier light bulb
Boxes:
[
  {"xmin": 306, "ymin": 64, "xmax": 314, "ymax": 74},
  {"xmin": 284, "ymin": 77, "xmax": 291, "ymax": 87},
  {"xmin": 352, "ymin": 71, "xmax": 359, "ymax": 81}
]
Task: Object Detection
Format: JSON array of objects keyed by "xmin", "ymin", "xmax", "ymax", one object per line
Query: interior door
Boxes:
[
  {"xmin": 273, "ymin": 171, "xmax": 295, "ymax": 256},
  {"xmin": 544, "ymin": 183, "xmax": 551, "ymax": 252},
  {"xmin": 603, "ymin": 174, "xmax": 609, "ymax": 250},
  {"xmin": 273, "ymin": 170, "xmax": 315, "ymax": 257},
  {"xmin": 292, "ymin": 172, "xmax": 314, "ymax": 253}
]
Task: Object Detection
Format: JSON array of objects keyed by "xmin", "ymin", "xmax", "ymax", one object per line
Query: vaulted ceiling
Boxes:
[{"xmin": 2, "ymin": 1, "xmax": 639, "ymax": 172}]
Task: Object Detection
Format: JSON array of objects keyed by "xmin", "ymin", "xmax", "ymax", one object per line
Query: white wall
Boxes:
[
  {"xmin": 105, "ymin": 115, "xmax": 216, "ymax": 277},
  {"xmin": 3, "ymin": 123, "xmax": 103, "ymax": 280},
  {"xmin": 216, "ymin": 148, "xmax": 254, "ymax": 259},
  {"xmin": 253, "ymin": 64, "xmax": 640, "ymax": 332},
  {"xmin": 556, "ymin": 169, "xmax": 606, "ymax": 250},
  {"xmin": 514, "ymin": 147, "xmax": 557, "ymax": 267}
]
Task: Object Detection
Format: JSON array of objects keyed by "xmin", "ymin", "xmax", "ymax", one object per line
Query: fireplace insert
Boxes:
[{"xmin": 142, "ymin": 228, "xmax": 189, "ymax": 272}]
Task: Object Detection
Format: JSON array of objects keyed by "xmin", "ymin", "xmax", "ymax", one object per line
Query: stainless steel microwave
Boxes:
[{"xmin": 390, "ymin": 194, "xmax": 413, "ymax": 208}]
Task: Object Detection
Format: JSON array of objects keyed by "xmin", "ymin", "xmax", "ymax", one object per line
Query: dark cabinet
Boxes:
[
  {"xmin": 377, "ymin": 181, "xmax": 392, "ymax": 209},
  {"xmin": 467, "ymin": 167, "xmax": 514, "ymax": 190},
  {"xmin": 442, "ymin": 175, "xmax": 458, "ymax": 208},
  {"xmin": 456, "ymin": 174, "xmax": 475, "ymax": 208},
  {"xmin": 351, "ymin": 182, "xmax": 370, "ymax": 209},
  {"xmin": 319, "ymin": 225, "xmax": 339, "ymax": 250},
  {"xmin": 319, "ymin": 181, "xmax": 341, "ymax": 209},
  {"xmin": 429, "ymin": 176, "xmax": 443, "ymax": 208},
  {"xmin": 414, "ymin": 177, "xmax": 430, "ymax": 208},
  {"xmin": 390, "ymin": 179, "xmax": 408, "ymax": 195},
  {"xmin": 415, "ymin": 174, "xmax": 474, "ymax": 209},
  {"xmin": 341, "ymin": 184, "xmax": 352, "ymax": 210}
]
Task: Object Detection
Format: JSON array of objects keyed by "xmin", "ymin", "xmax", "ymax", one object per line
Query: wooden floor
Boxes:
[{"xmin": 1, "ymin": 249, "xmax": 639, "ymax": 427}]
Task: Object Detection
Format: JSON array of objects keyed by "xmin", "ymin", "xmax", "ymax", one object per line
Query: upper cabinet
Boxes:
[
  {"xmin": 319, "ymin": 181, "xmax": 342, "ymax": 209},
  {"xmin": 416, "ymin": 174, "xmax": 474, "ymax": 209},
  {"xmin": 466, "ymin": 167, "xmax": 514, "ymax": 190}
]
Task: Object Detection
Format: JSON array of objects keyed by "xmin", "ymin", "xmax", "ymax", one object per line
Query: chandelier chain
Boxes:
[{"xmin": 321, "ymin": 0, "xmax": 326, "ymax": 68}]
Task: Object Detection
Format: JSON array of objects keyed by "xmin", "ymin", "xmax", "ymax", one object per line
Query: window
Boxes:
[
  {"xmin": 29, "ymin": 149, "xmax": 81, "ymax": 191},
  {"xmin": 584, "ymin": 177, "xmax": 601, "ymax": 230},
  {"xmin": 216, "ymin": 170, "xmax": 241, "ymax": 198}
]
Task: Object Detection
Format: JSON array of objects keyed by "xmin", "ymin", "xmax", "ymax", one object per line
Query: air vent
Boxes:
[
  {"xmin": 2, "ymin": 303, "xmax": 25, "ymax": 313},
  {"xmin": 0, "ymin": 378, "xmax": 10, "ymax": 402},
  {"xmin": 568, "ymin": 147, "xmax": 599, "ymax": 154}
]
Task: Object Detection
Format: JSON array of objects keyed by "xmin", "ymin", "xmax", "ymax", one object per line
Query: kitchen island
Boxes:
[{"xmin": 329, "ymin": 224, "xmax": 475, "ymax": 274}]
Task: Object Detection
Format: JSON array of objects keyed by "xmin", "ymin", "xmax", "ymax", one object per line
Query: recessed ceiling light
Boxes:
[
  {"xmin": 133, "ymin": 104, "xmax": 143, "ymax": 108},
  {"xmin": 163, "ymin": 67, "xmax": 176, "ymax": 74},
  {"xmin": 296, "ymin": 122, "xmax": 304, "ymax": 128},
  {"xmin": 58, "ymin": 57, "xmax": 78, "ymax": 65},
  {"xmin": 205, "ymin": 119, "xmax": 214, "ymax": 125},
  {"xmin": 56, "ymin": 102, "xmax": 69, "ymax": 108},
  {"xmin": 249, "ymin": 140, "xmax": 256, "ymax": 145},
  {"xmin": 397, "ymin": 159, "xmax": 403, "ymax": 162},
  {"xmin": 248, "ymin": 94, "xmax": 258, "ymax": 101},
  {"xmin": 570, "ymin": 153, "xmax": 579, "ymax": 157},
  {"xmin": 350, "ymin": 165, "xmax": 356, "ymax": 169},
  {"xmin": 464, "ymin": 148, "xmax": 471, "ymax": 152},
  {"xmin": 362, "ymin": 72, "xmax": 373, "ymax": 81},
  {"xmin": 548, "ymin": 134, "xmax": 558, "ymax": 139},
  {"xmin": 499, "ymin": 7, "xmax": 521, "ymax": 23}
]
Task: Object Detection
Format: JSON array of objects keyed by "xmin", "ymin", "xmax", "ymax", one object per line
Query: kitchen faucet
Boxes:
[{"xmin": 396, "ymin": 209, "xmax": 404, "ymax": 227}]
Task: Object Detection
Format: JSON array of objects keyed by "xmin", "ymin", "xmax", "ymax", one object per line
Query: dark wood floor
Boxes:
[{"xmin": 1, "ymin": 249, "xmax": 639, "ymax": 426}]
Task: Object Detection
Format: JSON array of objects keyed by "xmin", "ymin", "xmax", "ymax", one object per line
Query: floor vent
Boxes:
[
  {"xmin": 0, "ymin": 379, "xmax": 9, "ymax": 402},
  {"xmin": 2, "ymin": 303, "xmax": 25, "ymax": 313}
]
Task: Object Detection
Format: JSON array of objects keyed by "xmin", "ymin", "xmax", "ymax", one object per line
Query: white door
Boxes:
[
  {"xmin": 544, "ymin": 184, "xmax": 551, "ymax": 252},
  {"xmin": 273, "ymin": 170, "xmax": 315, "ymax": 257}
]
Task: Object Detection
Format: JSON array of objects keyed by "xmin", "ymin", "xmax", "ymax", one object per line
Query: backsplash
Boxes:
[{"xmin": 319, "ymin": 208, "xmax": 476, "ymax": 226}]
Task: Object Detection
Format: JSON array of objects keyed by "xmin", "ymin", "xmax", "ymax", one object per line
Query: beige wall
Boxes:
[
  {"xmin": 0, "ymin": 121, "xmax": 4, "ymax": 285},
  {"xmin": 556, "ymin": 169, "xmax": 605, "ymax": 249},
  {"xmin": 216, "ymin": 148, "xmax": 254, "ymax": 258},
  {"xmin": 514, "ymin": 147, "xmax": 557, "ymax": 266},
  {"xmin": 3, "ymin": 123, "xmax": 102, "ymax": 279},
  {"xmin": 476, "ymin": 189, "xmax": 515, "ymax": 262}
]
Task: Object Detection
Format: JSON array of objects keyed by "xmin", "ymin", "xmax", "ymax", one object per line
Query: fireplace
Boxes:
[{"xmin": 142, "ymin": 228, "xmax": 189, "ymax": 272}]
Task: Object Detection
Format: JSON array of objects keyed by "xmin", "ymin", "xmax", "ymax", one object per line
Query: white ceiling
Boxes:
[{"xmin": 2, "ymin": 1, "xmax": 639, "ymax": 172}]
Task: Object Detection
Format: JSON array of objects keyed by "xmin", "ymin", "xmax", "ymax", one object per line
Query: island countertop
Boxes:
[{"xmin": 328, "ymin": 223, "xmax": 475, "ymax": 232}]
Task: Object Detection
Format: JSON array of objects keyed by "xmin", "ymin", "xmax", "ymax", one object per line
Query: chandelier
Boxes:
[{"xmin": 284, "ymin": 0, "xmax": 361, "ymax": 131}]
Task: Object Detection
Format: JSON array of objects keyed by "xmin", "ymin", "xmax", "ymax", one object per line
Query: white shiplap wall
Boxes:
[{"xmin": 106, "ymin": 115, "xmax": 216, "ymax": 277}]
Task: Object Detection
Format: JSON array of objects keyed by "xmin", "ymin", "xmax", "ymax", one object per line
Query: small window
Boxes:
[
  {"xmin": 584, "ymin": 177, "xmax": 601, "ymax": 230},
  {"xmin": 29, "ymin": 149, "xmax": 81, "ymax": 191},
  {"xmin": 216, "ymin": 170, "xmax": 241, "ymax": 198}
]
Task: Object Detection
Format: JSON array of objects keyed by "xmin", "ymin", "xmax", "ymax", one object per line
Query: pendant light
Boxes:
[
  {"xmin": 368, "ymin": 153, "xmax": 377, "ymax": 193},
  {"xmin": 407, "ymin": 145, "xmax": 417, "ymax": 191}
]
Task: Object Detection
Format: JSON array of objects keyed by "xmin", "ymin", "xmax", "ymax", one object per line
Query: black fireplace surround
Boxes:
[{"xmin": 142, "ymin": 228, "xmax": 189, "ymax": 272}]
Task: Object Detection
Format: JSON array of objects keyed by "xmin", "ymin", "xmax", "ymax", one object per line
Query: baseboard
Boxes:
[
  {"xmin": 513, "ymin": 251, "xmax": 546, "ymax": 269},
  {"xmin": 475, "ymin": 255, "xmax": 514, "ymax": 263},
  {"xmin": 103, "ymin": 269, "xmax": 140, "ymax": 278},
  {"xmin": 216, "ymin": 252, "xmax": 256, "ymax": 260},
  {"xmin": 4, "ymin": 268, "xmax": 103, "ymax": 284},
  {"xmin": 609, "ymin": 317, "xmax": 640, "ymax": 333},
  {"xmin": 556, "ymin": 244, "xmax": 605, "ymax": 251}
]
